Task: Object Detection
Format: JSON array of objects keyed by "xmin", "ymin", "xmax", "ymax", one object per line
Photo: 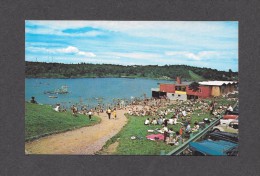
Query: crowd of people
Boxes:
[
  {"xmin": 58, "ymin": 104, "xmax": 119, "ymax": 121},
  {"xmin": 30, "ymin": 94, "xmax": 237, "ymax": 146},
  {"xmin": 51, "ymin": 97, "xmax": 170, "ymax": 120},
  {"xmin": 50, "ymin": 96, "xmax": 235, "ymax": 137},
  {"xmin": 133, "ymin": 97, "xmax": 238, "ymax": 146}
]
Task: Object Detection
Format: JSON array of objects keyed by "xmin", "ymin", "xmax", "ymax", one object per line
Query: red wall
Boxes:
[
  {"xmin": 160, "ymin": 84, "xmax": 175, "ymax": 93},
  {"xmin": 159, "ymin": 84, "xmax": 212, "ymax": 98},
  {"xmin": 186, "ymin": 85, "xmax": 211, "ymax": 98}
]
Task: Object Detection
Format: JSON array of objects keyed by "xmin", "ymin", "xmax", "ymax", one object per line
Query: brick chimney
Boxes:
[{"xmin": 176, "ymin": 77, "xmax": 181, "ymax": 84}]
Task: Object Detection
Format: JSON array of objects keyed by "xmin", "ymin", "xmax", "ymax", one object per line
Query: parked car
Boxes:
[
  {"xmin": 188, "ymin": 140, "xmax": 238, "ymax": 156},
  {"xmin": 223, "ymin": 114, "xmax": 238, "ymax": 120},
  {"xmin": 220, "ymin": 117, "xmax": 239, "ymax": 125},
  {"xmin": 204, "ymin": 131, "xmax": 238, "ymax": 143},
  {"xmin": 212, "ymin": 120, "xmax": 238, "ymax": 134}
]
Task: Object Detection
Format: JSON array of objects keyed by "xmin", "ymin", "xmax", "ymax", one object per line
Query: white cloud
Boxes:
[
  {"xmin": 25, "ymin": 21, "xmax": 238, "ymax": 71},
  {"xmin": 54, "ymin": 57, "xmax": 123, "ymax": 65},
  {"xmin": 78, "ymin": 51, "xmax": 96, "ymax": 57},
  {"xmin": 26, "ymin": 46, "xmax": 50, "ymax": 53},
  {"xmin": 165, "ymin": 51, "xmax": 220, "ymax": 61},
  {"xmin": 56, "ymin": 46, "xmax": 79, "ymax": 53},
  {"xmin": 185, "ymin": 53, "xmax": 201, "ymax": 60},
  {"xmin": 105, "ymin": 52, "xmax": 161, "ymax": 60},
  {"xmin": 27, "ymin": 46, "xmax": 96, "ymax": 57},
  {"xmin": 26, "ymin": 21, "xmax": 238, "ymax": 40}
]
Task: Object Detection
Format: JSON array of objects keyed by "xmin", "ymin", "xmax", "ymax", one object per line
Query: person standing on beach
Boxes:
[
  {"xmin": 113, "ymin": 108, "xmax": 117, "ymax": 119},
  {"xmin": 71, "ymin": 105, "xmax": 77, "ymax": 116},
  {"xmin": 107, "ymin": 107, "xmax": 112, "ymax": 119},
  {"xmin": 88, "ymin": 109, "xmax": 93, "ymax": 120}
]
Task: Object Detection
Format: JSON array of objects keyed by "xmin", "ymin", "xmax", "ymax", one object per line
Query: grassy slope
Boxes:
[
  {"xmin": 102, "ymin": 115, "xmax": 178, "ymax": 155},
  {"xmin": 101, "ymin": 108, "xmax": 211, "ymax": 155},
  {"xmin": 25, "ymin": 103, "xmax": 101, "ymax": 141},
  {"xmin": 188, "ymin": 70, "xmax": 205, "ymax": 81},
  {"xmin": 101, "ymin": 97, "xmax": 236, "ymax": 155}
]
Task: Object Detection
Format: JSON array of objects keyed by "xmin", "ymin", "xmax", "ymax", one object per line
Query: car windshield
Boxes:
[{"xmin": 225, "ymin": 146, "xmax": 238, "ymax": 156}]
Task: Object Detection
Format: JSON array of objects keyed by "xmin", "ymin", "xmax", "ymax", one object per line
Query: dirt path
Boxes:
[
  {"xmin": 25, "ymin": 110, "xmax": 128, "ymax": 154},
  {"xmin": 98, "ymin": 141, "xmax": 119, "ymax": 155}
]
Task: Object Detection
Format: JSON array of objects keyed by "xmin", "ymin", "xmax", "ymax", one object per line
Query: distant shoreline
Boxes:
[
  {"xmin": 25, "ymin": 76, "xmax": 174, "ymax": 81},
  {"xmin": 25, "ymin": 61, "xmax": 238, "ymax": 81}
]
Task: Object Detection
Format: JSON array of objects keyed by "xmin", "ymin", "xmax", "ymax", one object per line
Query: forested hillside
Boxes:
[{"xmin": 25, "ymin": 61, "xmax": 238, "ymax": 81}]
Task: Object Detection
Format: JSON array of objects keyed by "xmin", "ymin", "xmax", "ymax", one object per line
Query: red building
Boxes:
[
  {"xmin": 160, "ymin": 84, "xmax": 175, "ymax": 93},
  {"xmin": 151, "ymin": 77, "xmax": 238, "ymax": 100},
  {"xmin": 186, "ymin": 85, "xmax": 212, "ymax": 99}
]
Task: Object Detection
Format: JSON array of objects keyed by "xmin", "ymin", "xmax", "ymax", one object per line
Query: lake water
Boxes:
[{"xmin": 25, "ymin": 78, "xmax": 173, "ymax": 108}]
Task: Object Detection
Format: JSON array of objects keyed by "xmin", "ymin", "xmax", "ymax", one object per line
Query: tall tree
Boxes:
[
  {"xmin": 229, "ymin": 69, "xmax": 233, "ymax": 80},
  {"xmin": 189, "ymin": 82, "xmax": 200, "ymax": 92}
]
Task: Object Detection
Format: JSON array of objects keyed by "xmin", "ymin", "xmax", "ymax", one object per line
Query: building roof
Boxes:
[
  {"xmin": 198, "ymin": 81, "xmax": 238, "ymax": 86},
  {"xmin": 151, "ymin": 88, "xmax": 160, "ymax": 91},
  {"xmin": 175, "ymin": 82, "xmax": 192, "ymax": 86}
]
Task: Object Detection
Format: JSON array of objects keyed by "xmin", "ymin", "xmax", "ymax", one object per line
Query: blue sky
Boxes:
[{"xmin": 25, "ymin": 21, "xmax": 238, "ymax": 71}]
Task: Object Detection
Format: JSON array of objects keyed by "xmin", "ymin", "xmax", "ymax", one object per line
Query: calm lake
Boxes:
[{"xmin": 25, "ymin": 78, "xmax": 173, "ymax": 108}]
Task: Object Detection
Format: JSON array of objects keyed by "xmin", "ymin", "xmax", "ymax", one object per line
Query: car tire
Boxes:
[{"xmin": 213, "ymin": 129, "xmax": 220, "ymax": 132}]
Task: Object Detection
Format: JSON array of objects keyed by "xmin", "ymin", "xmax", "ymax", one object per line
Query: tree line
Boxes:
[{"xmin": 25, "ymin": 61, "xmax": 238, "ymax": 81}]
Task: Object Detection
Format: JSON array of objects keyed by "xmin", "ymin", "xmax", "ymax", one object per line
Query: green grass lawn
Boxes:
[
  {"xmin": 25, "ymin": 102, "xmax": 101, "ymax": 141},
  {"xmin": 102, "ymin": 113, "xmax": 211, "ymax": 155},
  {"xmin": 101, "ymin": 96, "xmax": 237, "ymax": 155},
  {"xmin": 102, "ymin": 115, "xmax": 179, "ymax": 155}
]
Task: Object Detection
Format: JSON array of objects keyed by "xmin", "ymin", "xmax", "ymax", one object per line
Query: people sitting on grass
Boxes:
[
  {"xmin": 125, "ymin": 96, "xmax": 237, "ymax": 145},
  {"xmin": 30, "ymin": 96, "xmax": 37, "ymax": 104},
  {"xmin": 174, "ymin": 131, "xmax": 182, "ymax": 145},
  {"xmin": 175, "ymin": 116, "xmax": 180, "ymax": 124},
  {"xmin": 179, "ymin": 126, "xmax": 183, "ymax": 136},
  {"xmin": 163, "ymin": 118, "xmax": 169, "ymax": 127},
  {"xmin": 162, "ymin": 125, "xmax": 169, "ymax": 142},
  {"xmin": 181, "ymin": 114, "xmax": 186, "ymax": 122},
  {"xmin": 182, "ymin": 109, "xmax": 187, "ymax": 117},
  {"xmin": 144, "ymin": 118, "xmax": 150, "ymax": 125},
  {"xmin": 227, "ymin": 104, "xmax": 233, "ymax": 112},
  {"xmin": 151, "ymin": 118, "xmax": 157, "ymax": 125},
  {"xmin": 168, "ymin": 116, "xmax": 174, "ymax": 125},
  {"xmin": 61, "ymin": 107, "xmax": 67, "ymax": 112},
  {"xmin": 157, "ymin": 116, "xmax": 163, "ymax": 125},
  {"xmin": 164, "ymin": 109, "xmax": 168, "ymax": 116},
  {"xmin": 185, "ymin": 122, "xmax": 191, "ymax": 133},
  {"xmin": 192, "ymin": 121, "xmax": 200, "ymax": 132},
  {"xmin": 54, "ymin": 104, "xmax": 60, "ymax": 112},
  {"xmin": 173, "ymin": 116, "xmax": 183, "ymax": 125},
  {"xmin": 157, "ymin": 124, "xmax": 168, "ymax": 134},
  {"xmin": 166, "ymin": 128, "xmax": 175, "ymax": 144},
  {"xmin": 128, "ymin": 109, "xmax": 132, "ymax": 115}
]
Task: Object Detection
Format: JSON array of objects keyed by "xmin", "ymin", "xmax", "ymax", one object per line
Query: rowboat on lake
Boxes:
[
  {"xmin": 49, "ymin": 95, "xmax": 58, "ymax": 98},
  {"xmin": 44, "ymin": 85, "xmax": 69, "ymax": 94}
]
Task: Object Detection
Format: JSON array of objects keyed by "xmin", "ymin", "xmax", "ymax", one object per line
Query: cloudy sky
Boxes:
[{"xmin": 25, "ymin": 21, "xmax": 238, "ymax": 71}]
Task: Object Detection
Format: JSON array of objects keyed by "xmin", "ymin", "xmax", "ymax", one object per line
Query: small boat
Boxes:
[
  {"xmin": 44, "ymin": 85, "xmax": 69, "ymax": 95},
  {"xmin": 49, "ymin": 96, "xmax": 58, "ymax": 98}
]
